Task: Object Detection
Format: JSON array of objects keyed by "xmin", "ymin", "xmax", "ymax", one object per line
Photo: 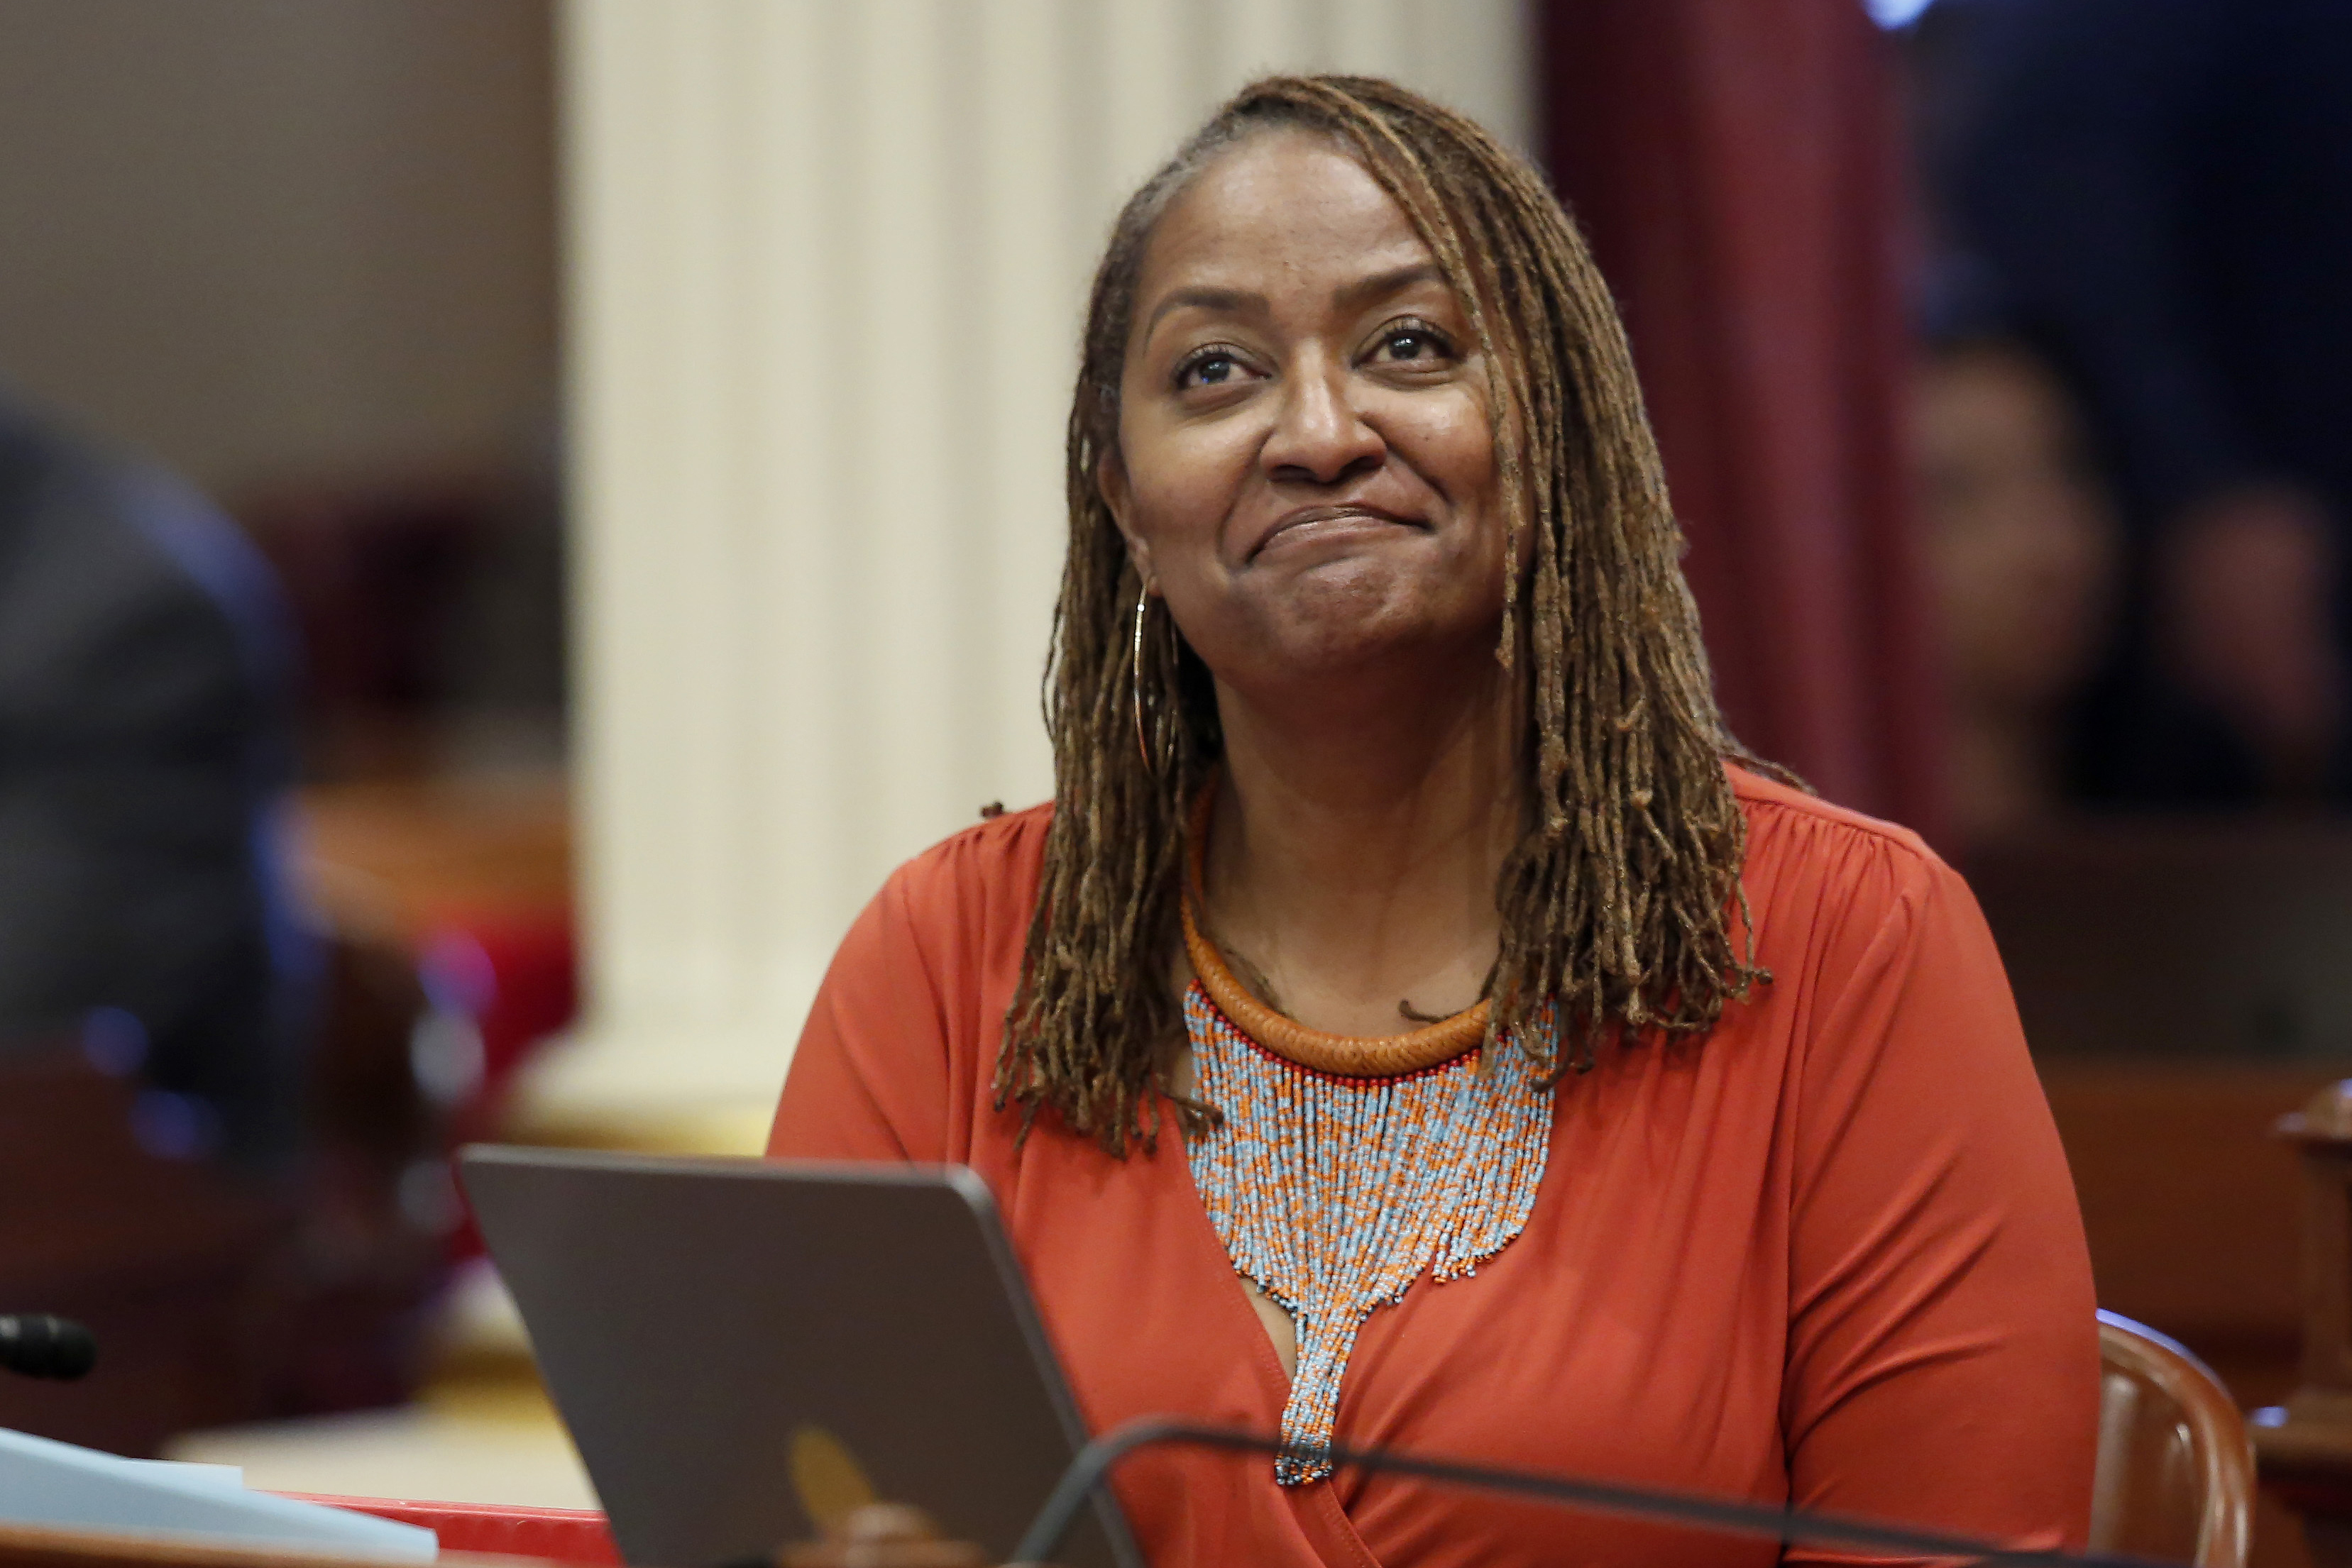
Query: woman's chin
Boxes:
[{"xmin": 1238, "ymin": 597, "xmax": 1498, "ymax": 688}]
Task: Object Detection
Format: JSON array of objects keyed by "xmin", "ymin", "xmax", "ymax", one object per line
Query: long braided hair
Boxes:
[{"xmin": 996, "ymin": 75, "xmax": 1771, "ymax": 1154}]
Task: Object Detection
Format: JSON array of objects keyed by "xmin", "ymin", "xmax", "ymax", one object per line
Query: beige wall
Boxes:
[{"xmin": 0, "ymin": 0, "xmax": 557, "ymax": 497}]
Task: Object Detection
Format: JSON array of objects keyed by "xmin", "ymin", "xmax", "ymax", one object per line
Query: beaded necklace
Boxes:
[{"xmin": 1179, "ymin": 791, "xmax": 1557, "ymax": 1484}]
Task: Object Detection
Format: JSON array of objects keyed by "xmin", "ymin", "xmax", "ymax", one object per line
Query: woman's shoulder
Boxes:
[
  {"xmin": 896, "ymin": 798, "xmax": 1056, "ymax": 876},
  {"xmin": 1722, "ymin": 762, "xmax": 1969, "ymax": 959},
  {"xmin": 869, "ymin": 800, "xmax": 1057, "ymax": 953},
  {"xmin": 778, "ymin": 803, "xmax": 1056, "ymax": 1164},
  {"xmin": 1726, "ymin": 762, "xmax": 1942, "ymax": 885}
]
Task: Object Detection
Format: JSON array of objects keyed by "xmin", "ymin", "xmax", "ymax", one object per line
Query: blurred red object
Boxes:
[
  {"xmin": 417, "ymin": 911, "xmax": 578, "ymax": 1129},
  {"xmin": 287, "ymin": 1494, "xmax": 620, "ymax": 1565},
  {"xmin": 415, "ymin": 910, "xmax": 578, "ymax": 1261}
]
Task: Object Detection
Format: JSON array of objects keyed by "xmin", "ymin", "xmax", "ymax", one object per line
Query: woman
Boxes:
[{"xmin": 771, "ymin": 75, "xmax": 2097, "ymax": 1567}]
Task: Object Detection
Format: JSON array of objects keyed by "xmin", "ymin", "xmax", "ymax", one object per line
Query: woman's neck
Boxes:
[{"xmin": 1199, "ymin": 651, "xmax": 1523, "ymax": 1037}]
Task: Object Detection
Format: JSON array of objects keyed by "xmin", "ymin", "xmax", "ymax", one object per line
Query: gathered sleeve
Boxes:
[
  {"xmin": 766, "ymin": 868, "xmax": 957, "ymax": 1163},
  {"xmin": 766, "ymin": 807, "xmax": 1048, "ymax": 1167},
  {"xmin": 1775, "ymin": 832, "xmax": 2099, "ymax": 1559}
]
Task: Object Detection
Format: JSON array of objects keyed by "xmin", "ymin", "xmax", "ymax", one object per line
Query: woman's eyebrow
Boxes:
[
  {"xmin": 1333, "ymin": 260, "xmax": 1444, "ymax": 311},
  {"xmin": 1143, "ymin": 285, "xmax": 1264, "ymax": 339},
  {"xmin": 1139, "ymin": 261, "xmax": 1446, "ymax": 342}
]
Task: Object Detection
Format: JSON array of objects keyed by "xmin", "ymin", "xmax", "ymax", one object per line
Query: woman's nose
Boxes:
[{"xmin": 1263, "ymin": 358, "xmax": 1384, "ymax": 485}]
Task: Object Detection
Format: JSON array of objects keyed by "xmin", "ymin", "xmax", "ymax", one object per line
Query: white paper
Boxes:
[{"xmin": 0, "ymin": 1428, "xmax": 436, "ymax": 1561}]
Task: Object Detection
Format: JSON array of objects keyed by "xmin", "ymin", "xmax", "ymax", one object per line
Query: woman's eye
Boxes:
[
  {"xmin": 1372, "ymin": 324, "xmax": 1453, "ymax": 365},
  {"xmin": 1177, "ymin": 350, "xmax": 1246, "ymax": 390}
]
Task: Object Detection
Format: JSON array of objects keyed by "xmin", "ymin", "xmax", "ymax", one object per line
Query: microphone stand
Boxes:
[{"xmin": 1012, "ymin": 1417, "xmax": 2172, "ymax": 1568}]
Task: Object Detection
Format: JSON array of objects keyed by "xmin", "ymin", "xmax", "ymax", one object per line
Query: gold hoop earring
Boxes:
[{"xmin": 1132, "ymin": 592, "xmax": 1154, "ymax": 771}]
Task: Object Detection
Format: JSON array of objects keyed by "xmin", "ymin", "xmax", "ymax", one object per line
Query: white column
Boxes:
[{"xmin": 532, "ymin": 0, "xmax": 1532, "ymax": 1148}]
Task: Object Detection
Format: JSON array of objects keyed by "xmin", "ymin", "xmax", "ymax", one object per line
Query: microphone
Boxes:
[
  {"xmin": 0, "ymin": 1315, "xmax": 97, "ymax": 1381},
  {"xmin": 1013, "ymin": 1418, "xmax": 2167, "ymax": 1568}
]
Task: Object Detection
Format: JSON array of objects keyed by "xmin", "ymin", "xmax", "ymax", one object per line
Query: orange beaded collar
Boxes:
[{"xmin": 1178, "ymin": 783, "xmax": 1490, "ymax": 1078}]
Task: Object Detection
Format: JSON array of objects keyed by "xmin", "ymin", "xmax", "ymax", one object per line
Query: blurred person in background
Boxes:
[
  {"xmin": 0, "ymin": 382, "xmax": 306, "ymax": 1172},
  {"xmin": 1923, "ymin": 0, "xmax": 2352, "ymax": 805},
  {"xmin": 1916, "ymin": 324, "xmax": 2121, "ymax": 843}
]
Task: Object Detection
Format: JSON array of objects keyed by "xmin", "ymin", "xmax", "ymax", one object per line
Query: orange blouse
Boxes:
[{"xmin": 766, "ymin": 768, "xmax": 2099, "ymax": 1567}]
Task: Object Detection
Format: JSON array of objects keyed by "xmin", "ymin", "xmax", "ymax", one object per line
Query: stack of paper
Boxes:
[{"xmin": 0, "ymin": 1427, "xmax": 436, "ymax": 1561}]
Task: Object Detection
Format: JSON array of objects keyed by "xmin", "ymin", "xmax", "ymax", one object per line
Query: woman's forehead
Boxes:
[{"xmin": 1136, "ymin": 132, "xmax": 1436, "ymax": 302}]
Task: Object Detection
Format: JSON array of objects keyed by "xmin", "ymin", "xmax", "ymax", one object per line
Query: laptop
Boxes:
[{"xmin": 458, "ymin": 1146, "xmax": 1141, "ymax": 1568}]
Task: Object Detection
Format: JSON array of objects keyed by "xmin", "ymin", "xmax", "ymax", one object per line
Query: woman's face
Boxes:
[{"xmin": 1107, "ymin": 131, "xmax": 1508, "ymax": 698}]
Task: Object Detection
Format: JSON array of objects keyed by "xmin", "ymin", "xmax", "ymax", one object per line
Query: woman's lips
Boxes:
[{"xmin": 1249, "ymin": 504, "xmax": 1424, "ymax": 561}]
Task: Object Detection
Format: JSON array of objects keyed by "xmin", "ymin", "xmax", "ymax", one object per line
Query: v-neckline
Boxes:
[
  {"xmin": 1165, "ymin": 1088, "xmax": 1298, "ymax": 1407},
  {"xmin": 1156, "ymin": 1092, "xmax": 1391, "ymax": 1568}
]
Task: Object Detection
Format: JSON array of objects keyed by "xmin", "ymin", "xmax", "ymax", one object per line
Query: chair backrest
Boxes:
[{"xmin": 2092, "ymin": 1310, "xmax": 2255, "ymax": 1567}]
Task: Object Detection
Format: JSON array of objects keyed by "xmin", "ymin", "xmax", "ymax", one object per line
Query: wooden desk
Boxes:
[
  {"xmin": 2026, "ymin": 1059, "xmax": 2327, "ymax": 1568},
  {"xmin": 1967, "ymin": 822, "xmax": 2352, "ymax": 1409},
  {"xmin": 295, "ymin": 775, "xmax": 571, "ymax": 947},
  {"xmin": 2253, "ymin": 1083, "xmax": 2352, "ymax": 1566},
  {"xmin": 0, "ymin": 1522, "xmax": 408, "ymax": 1568},
  {"xmin": 2038, "ymin": 1060, "xmax": 2327, "ymax": 1405}
]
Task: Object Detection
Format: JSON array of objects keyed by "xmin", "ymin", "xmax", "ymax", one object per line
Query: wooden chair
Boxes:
[{"xmin": 2094, "ymin": 1310, "xmax": 2255, "ymax": 1567}]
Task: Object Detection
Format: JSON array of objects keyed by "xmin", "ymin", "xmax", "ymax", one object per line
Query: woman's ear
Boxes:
[{"xmin": 1099, "ymin": 451, "xmax": 1156, "ymax": 587}]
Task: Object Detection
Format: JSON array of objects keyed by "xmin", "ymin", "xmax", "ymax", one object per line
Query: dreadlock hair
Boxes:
[{"xmin": 995, "ymin": 74, "xmax": 1774, "ymax": 1156}]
